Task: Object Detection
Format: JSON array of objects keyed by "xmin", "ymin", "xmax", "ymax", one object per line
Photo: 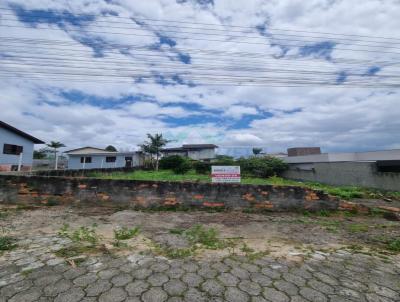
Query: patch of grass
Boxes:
[
  {"xmin": 114, "ymin": 227, "xmax": 140, "ymax": 240},
  {"xmin": 89, "ymin": 171, "xmax": 400, "ymax": 201},
  {"xmin": 387, "ymin": 239, "xmax": 400, "ymax": 252},
  {"xmin": 0, "ymin": 236, "xmax": 16, "ymax": 251},
  {"xmin": 348, "ymin": 224, "xmax": 369, "ymax": 233}
]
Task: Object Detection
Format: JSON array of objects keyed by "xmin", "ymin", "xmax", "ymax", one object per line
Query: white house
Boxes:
[
  {"xmin": 0, "ymin": 121, "xmax": 44, "ymax": 171},
  {"xmin": 65, "ymin": 147, "xmax": 143, "ymax": 170},
  {"xmin": 161, "ymin": 144, "xmax": 218, "ymax": 161}
]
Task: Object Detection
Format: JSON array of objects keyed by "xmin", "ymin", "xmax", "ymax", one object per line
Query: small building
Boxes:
[
  {"xmin": 0, "ymin": 121, "xmax": 44, "ymax": 171},
  {"xmin": 161, "ymin": 144, "xmax": 218, "ymax": 161},
  {"xmin": 282, "ymin": 148, "xmax": 400, "ymax": 191},
  {"xmin": 287, "ymin": 147, "xmax": 321, "ymax": 157},
  {"xmin": 65, "ymin": 147, "xmax": 143, "ymax": 170}
]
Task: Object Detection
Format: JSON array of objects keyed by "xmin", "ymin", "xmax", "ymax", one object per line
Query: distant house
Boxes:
[
  {"xmin": 0, "ymin": 120, "xmax": 44, "ymax": 171},
  {"xmin": 161, "ymin": 144, "xmax": 218, "ymax": 161},
  {"xmin": 65, "ymin": 147, "xmax": 143, "ymax": 170}
]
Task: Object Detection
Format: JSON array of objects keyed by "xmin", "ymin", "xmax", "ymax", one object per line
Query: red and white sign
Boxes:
[{"xmin": 211, "ymin": 166, "xmax": 241, "ymax": 183}]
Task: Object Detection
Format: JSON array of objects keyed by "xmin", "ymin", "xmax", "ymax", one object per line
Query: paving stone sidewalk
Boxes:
[{"xmin": 0, "ymin": 235, "xmax": 399, "ymax": 302}]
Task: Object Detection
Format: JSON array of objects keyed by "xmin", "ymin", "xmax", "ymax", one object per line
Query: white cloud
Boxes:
[{"xmin": 0, "ymin": 0, "xmax": 399, "ymax": 154}]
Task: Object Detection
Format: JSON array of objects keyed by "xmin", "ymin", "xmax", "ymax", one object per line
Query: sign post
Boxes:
[{"xmin": 211, "ymin": 166, "xmax": 241, "ymax": 183}]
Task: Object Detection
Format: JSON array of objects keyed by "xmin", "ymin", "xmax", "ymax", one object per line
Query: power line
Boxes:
[
  {"xmin": 2, "ymin": 37, "xmax": 396, "ymax": 67},
  {"xmin": 2, "ymin": 24, "xmax": 400, "ymax": 56},
  {"xmin": 2, "ymin": 15, "xmax": 400, "ymax": 50},
  {"xmin": 1, "ymin": 6, "xmax": 399, "ymax": 42}
]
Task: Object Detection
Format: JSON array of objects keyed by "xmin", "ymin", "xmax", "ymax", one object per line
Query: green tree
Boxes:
[
  {"xmin": 46, "ymin": 141, "xmax": 66, "ymax": 169},
  {"xmin": 252, "ymin": 148, "xmax": 263, "ymax": 155},
  {"xmin": 139, "ymin": 133, "xmax": 170, "ymax": 171},
  {"xmin": 105, "ymin": 145, "xmax": 117, "ymax": 152},
  {"xmin": 33, "ymin": 149, "xmax": 47, "ymax": 159}
]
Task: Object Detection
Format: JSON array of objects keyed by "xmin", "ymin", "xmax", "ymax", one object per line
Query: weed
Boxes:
[
  {"xmin": 160, "ymin": 247, "xmax": 195, "ymax": 259},
  {"xmin": 317, "ymin": 210, "xmax": 331, "ymax": 217},
  {"xmin": 114, "ymin": 227, "xmax": 140, "ymax": 240},
  {"xmin": 58, "ymin": 223, "xmax": 70, "ymax": 237},
  {"xmin": 369, "ymin": 208, "xmax": 386, "ymax": 217},
  {"xmin": 387, "ymin": 239, "xmax": 400, "ymax": 252},
  {"xmin": 58, "ymin": 224, "xmax": 99, "ymax": 245},
  {"xmin": 184, "ymin": 224, "xmax": 225, "ymax": 249},
  {"xmin": 112, "ymin": 240, "xmax": 129, "ymax": 248},
  {"xmin": 21, "ymin": 269, "xmax": 33, "ymax": 276},
  {"xmin": 169, "ymin": 228, "xmax": 185, "ymax": 235},
  {"xmin": 0, "ymin": 212, "xmax": 9, "ymax": 219},
  {"xmin": 55, "ymin": 245, "xmax": 101, "ymax": 258},
  {"xmin": 71, "ymin": 226, "xmax": 99, "ymax": 244},
  {"xmin": 45, "ymin": 198, "xmax": 60, "ymax": 206},
  {"xmin": 0, "ymin": 236, "xmax": 16, "ymax": 251}
]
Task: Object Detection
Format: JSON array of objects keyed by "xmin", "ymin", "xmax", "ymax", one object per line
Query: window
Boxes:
[
  {"xmin": 106, "ymin": 156, "xmax": 116, "ymax": 163},
  {"xmin": 80, "ymin": 157, "xmax": 92, "ymax": 163},
  {"xmin": 3, "ymin": 144, "xmax": 23, "ymax": 155},
  {"xmin": 377, "ymin": 160, "xmax": 400, "ymax": 173}
]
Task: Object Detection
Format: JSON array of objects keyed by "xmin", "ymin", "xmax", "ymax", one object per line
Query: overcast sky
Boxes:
[{"xmin": 1, "ymin": 0, "xmax": 400, "ymax": 156}]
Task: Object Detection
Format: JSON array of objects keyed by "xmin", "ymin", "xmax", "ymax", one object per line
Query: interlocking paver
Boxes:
[
  {"xmin": 99, "ymin": 287, "xmax": 127, "ymax": 302},
  {"xmin": 126, "ymin": 280, "xmax": 150, "ymax": 296},
  {"xmin": 225, "ymin": 287, "xmax": 250, "ymax": 302},
  {"xmin": 163, "ymin": 279, "xmax": 187, "ymax": 296},
  {"xmin": 1, "ymin": 230, "xmax": 399, "ymax": 302},
  {"xmin": 142, "ymin": 287, "xmax": 168, "ymax": 302}
]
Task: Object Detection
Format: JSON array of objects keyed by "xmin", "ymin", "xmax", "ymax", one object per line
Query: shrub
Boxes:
[
  {"xmin": 237, "ymin": 156, "xmax": 288, "ymax": 178},
  {"xmin": 193, "ymin": 161, "xmax": 211, "ymax": 174},
  {"xmin": 214, "ymin": 155, "xmax": 235, "ymax": 165},
  {"xmin": 159, "ymin": 155, "xmax": 186, "ymax": 170},
  {"xmin": 172, "ymin": 157, "xmax": 192, "ymax": 174}
]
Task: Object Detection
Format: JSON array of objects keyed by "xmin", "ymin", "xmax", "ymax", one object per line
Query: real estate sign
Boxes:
[{"xmin": 211, "ymin": 166, "xmax": 241, "ymax": 183}]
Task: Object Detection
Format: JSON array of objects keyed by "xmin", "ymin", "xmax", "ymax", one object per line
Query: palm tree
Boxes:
[
  {"xmin": 252, "ymin": 148, "xmax": 263, "ymax": 156},
  {"xmin": 46, "ymin": 141, "xmax": 66, "ymax": 170},
  {"xmin": 140, "ymin": 133, "xmax": 170, "ymax": 171}
]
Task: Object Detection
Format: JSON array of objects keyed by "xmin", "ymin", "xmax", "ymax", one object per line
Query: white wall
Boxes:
[
  {"xmin": 0, "ymin": 127, "xmax": 34, "ymax": 167},
  {"xmin": 284, "ymin": 149, "xmax": 400, "ymax": 164},
  {"xmin": 67, "ymin": 153, "xmax": 141, "ymax": 170}
]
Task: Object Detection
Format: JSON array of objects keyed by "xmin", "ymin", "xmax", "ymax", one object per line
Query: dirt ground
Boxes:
[{"xmin": 1, "ymin": 204, "xmax": 399, "ymax": 262}]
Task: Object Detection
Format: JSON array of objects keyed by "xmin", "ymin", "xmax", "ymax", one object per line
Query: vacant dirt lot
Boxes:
[{"xmin": 0, "ymin": 205, "xmax": 399, "ymax": 301}]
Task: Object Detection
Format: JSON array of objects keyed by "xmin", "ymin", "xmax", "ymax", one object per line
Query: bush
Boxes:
[
  {"xmin": 193, "ymin": 161, "xmax": 211, "ymax": 174},
  {"xmin": 237, "ymin": 156, "xmax": 288, "ymax": 178},
  {"xmin": 159, "ymin": 155, "xmax": 186, "ymax": 170},
  {"xmin": 172, "ymin": 157, "xmax": 192, "ymax": 174}
]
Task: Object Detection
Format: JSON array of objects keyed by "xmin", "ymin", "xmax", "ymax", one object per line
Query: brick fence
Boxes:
[{"xmin": 0, "ymin": 175, "xmax": 342, "ymax": 212}]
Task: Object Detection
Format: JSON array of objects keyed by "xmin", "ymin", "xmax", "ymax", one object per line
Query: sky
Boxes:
[{"xmin": 1, "ymin": 0, "xmax": 400, "ymax": 157}]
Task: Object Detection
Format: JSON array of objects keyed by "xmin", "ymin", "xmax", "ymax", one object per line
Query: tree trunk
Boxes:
[
  {"xmin": 54, "ymin": 149, "xmax": 57, "ymax": 170},
  {"xmin": 155, "ymin": 153, "xmax": 159, "ymax": 171}
]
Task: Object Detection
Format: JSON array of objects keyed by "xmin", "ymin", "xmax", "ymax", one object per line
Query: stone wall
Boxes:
[
  {"xmin": 0, "ymin": 175, "xmax": 340, "ymax": 212},
  {"xmin": 283, "ymin": 162, "xmax": 400, "ymax": 191}
]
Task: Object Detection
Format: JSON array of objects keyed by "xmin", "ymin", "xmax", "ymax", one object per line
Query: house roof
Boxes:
[
  {"xmin": 162, "ymin": 144, "xmax": 218, "ymax": 152},
  {"xmin": 0, "ymin": 120, "xmax": 44, "ymax": 144},
  {"xmin": 182, "ymin": 144, "xmax": 218, "ymax": 149},
  {"xmin": 65, "ymin": 146, "xmax": 113, "ymax": 154}
]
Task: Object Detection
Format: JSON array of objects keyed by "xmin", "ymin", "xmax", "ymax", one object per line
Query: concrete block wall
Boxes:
[
  {"xmin": 283, "ymin": 161, "xmax": 400, "ymax": 191},
  {"xmin": 0, "ymin": 175, "xmax": 340, "ymax": 212}
]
